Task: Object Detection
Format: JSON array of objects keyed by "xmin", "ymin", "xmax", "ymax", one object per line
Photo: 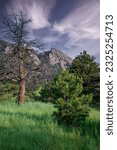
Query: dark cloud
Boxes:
[
  {"xmin": 0, "ymin": 0, "xmax": 100, "ymax": 61},
  {"xmin": 49, "ymin": 0, "xmax": 78, "ymax": 22},
  {"xmin": 0, "ymin": 0, "xmax": 10, "ymax": 13}
]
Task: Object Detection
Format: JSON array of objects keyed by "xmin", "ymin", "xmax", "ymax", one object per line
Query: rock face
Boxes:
[
  {"xmin": 26, "ymin": 48, "xmax": 72, "ymax": 89},
  {"xmin": 38, "ymin": 48, "xmax": 72, "ymax": 71},
  {"xmin": 40, "ymin": 48, "xmax": 72, "ymax": 68},
  {"xmin": 0, "ymin": 42, "xmax": 72, "ymax": 90}
]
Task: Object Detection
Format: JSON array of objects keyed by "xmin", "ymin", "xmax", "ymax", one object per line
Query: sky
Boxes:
[{"xmin": 0, "ymin": 0, "xmax": 100, "ymax": 61}]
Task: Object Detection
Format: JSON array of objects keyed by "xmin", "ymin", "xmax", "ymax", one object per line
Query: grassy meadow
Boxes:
[{"xmin": 0, "ymin": 101, "xmax": 99, "ymax": 150}]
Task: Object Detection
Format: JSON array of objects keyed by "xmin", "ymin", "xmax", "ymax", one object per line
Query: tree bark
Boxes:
[{"xmin": 18, "ymin": 64, "xmax": 26, "ymax": 105}]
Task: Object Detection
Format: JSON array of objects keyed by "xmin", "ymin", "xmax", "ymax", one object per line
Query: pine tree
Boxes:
[
  {"xmin": 69, "ymin": 51, "xmax": 100, "ymax": 107},
  {"xmin": 51, "ymin": 70, "xmax": 92, "ymax": 126}
]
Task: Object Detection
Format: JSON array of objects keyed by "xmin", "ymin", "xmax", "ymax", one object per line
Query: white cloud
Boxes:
[
  {"xmin": 52, "ymin": 1, "xmax": 100, "ymax": 53},
  {"xmin": 6, "ymin": 0, "xmax": 100, "ymax": 60},
  {"xmin": 44, "ymin": 35, "xmax": 59, "ymax": 43},
  {"xmin": 8, "ymin": 0, "xmax": 56, "ymax": 29},
  {"xmin": 28, "ymin": 2, "xmax": 50, "ymax": 29}
]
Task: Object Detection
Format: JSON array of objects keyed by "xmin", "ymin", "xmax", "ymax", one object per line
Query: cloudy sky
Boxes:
[{"xmin": 0, "ymin": 0, "xmax": 100, "ymax": 61}]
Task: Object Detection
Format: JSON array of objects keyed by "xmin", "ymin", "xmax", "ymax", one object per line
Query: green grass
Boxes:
[{"xmin": 0, "ymin": 102, "xmax": 100, "ymax": 150}]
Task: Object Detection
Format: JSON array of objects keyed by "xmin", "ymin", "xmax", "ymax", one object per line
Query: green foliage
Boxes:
[
  {"xmin": 54, "ymin": 94, "xmax": 92, "ymax": 127},
  {"xmin": 38, "ymin": 83, "xmax": 54, "ymax": 103},
  {"xmin": 29, "ymin": 85, "xmax": 43, "ymax": 101},
  {"xmin": 40, "ymin": 70, "xmax": 92, "ymax": 126},
  {"xmin": 40, "ymin": 70, "xmax": 83, "ymax": 103},
  {"xmin": 0, "ymin": 82, "xmax": 19, "ymax": 101},
  {"xmin": 0, "ymin": 102, "xmax": 100, "ymax": 150},
  {"xmin": 69, "ymin": 50, "xmax": 100, "ymax": 107},
  {"xmin": 53, "ymin": 70, "xmax": 83, "ymax": 102}
]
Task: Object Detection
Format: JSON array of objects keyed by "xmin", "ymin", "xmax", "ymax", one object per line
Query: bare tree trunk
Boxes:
[{"xmin": 18, "ymin": 63, "xmax": 26, "ymax": 105}]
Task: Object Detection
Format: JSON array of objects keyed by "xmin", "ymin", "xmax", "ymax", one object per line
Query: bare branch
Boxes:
[{"xmin": 0, "ymin": 9, "xmax": 46, "ymax": 87}]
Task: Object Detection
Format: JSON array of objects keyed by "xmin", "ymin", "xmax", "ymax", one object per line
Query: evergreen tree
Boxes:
[
  {"xmin": 50, "ymin": 70, "xmax": 92, "ymax": 126},
  {"xmin": 69, "ymin": 50, "xmax": 100, "ymax": 107}
]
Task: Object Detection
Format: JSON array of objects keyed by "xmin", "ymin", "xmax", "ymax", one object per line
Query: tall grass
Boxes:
[{"xmin": 0, "ymin": 102, "xmax": 99, "ymax": 150}]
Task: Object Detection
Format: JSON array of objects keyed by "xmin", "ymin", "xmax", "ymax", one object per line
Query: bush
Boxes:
[
  {"xmin": 54, "ymin": 95, "xmax": 92, "ymax": 127},
  {"xmin": 53, "ymin": 71, "xmax": 83, "ymax": 101},
  {"xmin": 39, "ymin": 70, "xmax": 83, "ymax": 103},
  {"xmin": 39, "ymin": 83, "xmax": 55, "ymax": 103},
  {"xmin": 37, "ymin": 70, "xmax": 92, "ymax": 126},
  {"xmin": 0, "ymin": 81, "xmax": 19, "ymax": 101},
  {"xmin": 47, "ymin": 70, "xmax": 93, "ymax": 126},
  {"xmin": 30, "ymin": 85, "xmax": 43, "ymax": 101}
]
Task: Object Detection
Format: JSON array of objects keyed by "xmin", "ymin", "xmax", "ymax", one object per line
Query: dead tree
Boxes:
[{"xmin": 1, "ymin": 10, "xmax": 45, "ymax": 105}]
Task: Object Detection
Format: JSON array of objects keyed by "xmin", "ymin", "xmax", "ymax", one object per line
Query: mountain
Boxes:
[
  {"xmin": 0, "ymin": 42, "xmax": 72, "ymax": 90},
  {"xmin": 27, "ymin": 48, "xmax": 72, "ymax": 89},
  {"xmin": 38, "ymin": 48, "xmax": 72, "ymax": 68}
]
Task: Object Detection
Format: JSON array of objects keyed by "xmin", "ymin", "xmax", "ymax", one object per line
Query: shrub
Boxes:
[
  {"xmin": 53, "ymin": 70, "xmax": 83, "ymax": 101},
  {"xmin": 49, "ymin": 70, "xmax": 93, "ymax": 126},
  {"xmin": 0, "ymin": 82, "xmax": 19, "ymax": 101},
  {"xmin": 39, "ymin": 83, "xmax": 55, "ymax": 103},
  {"xmin": 30, "ymin": 85, "xmax": 43, "ymax": 101},
  {"xmin": 39, "ymin": 70, "xmax": 83, "ymax": 103},
  {"xmin": 38, "ymin": 70, "xmax": 92, "ymax": 126},
  {"xmin": 54, "ymin": 95, "xmax": 92, "ymax": 127}
]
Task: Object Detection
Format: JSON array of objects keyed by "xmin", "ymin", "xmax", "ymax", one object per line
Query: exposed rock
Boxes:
[
  {"xmin": 27, "ymin": 48, "xmax": 72, "ymax": 89},
  {"xmin": 38, "ymin": 48, "xmax": 72, "ymax": 68},
  {"xmin": 0, "ymin": 42, "xmax": 72, "ymax": 90}
]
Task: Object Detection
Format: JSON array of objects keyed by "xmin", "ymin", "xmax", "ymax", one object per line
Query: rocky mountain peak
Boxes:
[
  {"xmin": 38, "ymin": 48, "xmax": 72, "ymax": 69},
  {"xmin": 0, "ymin": 41, "xmax": 72, "ymax": 89}
]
